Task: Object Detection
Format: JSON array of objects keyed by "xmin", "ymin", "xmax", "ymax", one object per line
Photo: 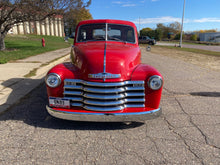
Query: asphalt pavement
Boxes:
[
  {"xmin": 0, "ymin": 47, "xmax": 71, "ymax": 115},
  {"xmin": 0, "ymin": 47, "xmax": 219, "ymax": 164}
]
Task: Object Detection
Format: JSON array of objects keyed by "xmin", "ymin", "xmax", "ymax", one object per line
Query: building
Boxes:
[
  {"xmin": 199, "ymin": 32, "xmax": 220, "ymax": 42},
  {"xmin": 9, "ymin": 15, "xmax": 64, "ymax": 37}
]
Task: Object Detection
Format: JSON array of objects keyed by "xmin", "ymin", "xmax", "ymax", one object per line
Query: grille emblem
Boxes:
[{"xmin": 88, "ymin": 72, "xmax": 121, "ymax": 79}]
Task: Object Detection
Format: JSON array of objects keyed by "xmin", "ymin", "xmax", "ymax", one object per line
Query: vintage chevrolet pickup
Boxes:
[{"xmin": 45, "ymin": 19, "xmax": 163, "ymax": 122}]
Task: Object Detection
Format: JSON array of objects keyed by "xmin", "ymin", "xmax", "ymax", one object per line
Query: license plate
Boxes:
[{"xmin": 49, "ymin": 97, "xmax": 70, "ymax": 108}]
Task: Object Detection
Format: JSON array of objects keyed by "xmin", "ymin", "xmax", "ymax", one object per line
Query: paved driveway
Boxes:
[{"xmin": 0, "ymin": 49, "xmax": 219, "ymax": 164}]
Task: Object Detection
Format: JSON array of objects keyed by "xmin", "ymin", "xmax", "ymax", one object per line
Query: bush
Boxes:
[{"xmin": 190, "ymin": 34, "xmax": 197, "ymax": 41}]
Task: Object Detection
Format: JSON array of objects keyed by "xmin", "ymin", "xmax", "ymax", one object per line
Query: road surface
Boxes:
[{"xmin": 0, "ymin": 49, "xmax": 220, "ymax": 164}]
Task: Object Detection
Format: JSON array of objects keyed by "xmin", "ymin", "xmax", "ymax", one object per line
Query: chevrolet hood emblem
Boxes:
[{"xmin": 88, "ymin": 72, "xmax": 121, "ymax": 79}]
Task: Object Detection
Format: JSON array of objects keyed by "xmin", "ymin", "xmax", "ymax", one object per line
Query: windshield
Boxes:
[{"xmin": 77, "ymin": 23, "xmax": 136, "ymax": 43}]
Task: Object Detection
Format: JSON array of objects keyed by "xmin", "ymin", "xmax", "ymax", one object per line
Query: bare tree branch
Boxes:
[{"xmin": 0, "ymin": 0, "xmax": 92, "ymax": 50}]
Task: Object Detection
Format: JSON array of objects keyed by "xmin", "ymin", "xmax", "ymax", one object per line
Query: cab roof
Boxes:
[{"xmin": 77, "ymin": 19, "xmax": 137, "ymax": 28}]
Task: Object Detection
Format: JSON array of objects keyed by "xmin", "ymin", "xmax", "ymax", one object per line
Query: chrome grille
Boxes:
[{"xmin": 63, "ymin": 79, "xmax": 145, "ymax": 111}]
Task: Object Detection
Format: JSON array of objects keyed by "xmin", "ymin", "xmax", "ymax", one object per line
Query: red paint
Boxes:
[
  {"xmin": 46, "ymin": 19, "xmax": 163, "ymax": 117},
  {"xmin": 42, "ymin": 38, "xmax": 45, "ymax": 47}
]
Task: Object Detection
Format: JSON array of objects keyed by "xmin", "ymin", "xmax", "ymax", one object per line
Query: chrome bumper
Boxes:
[{"xmin": 46, "ymin": 106, "xmax": 162, "ymax": 122}]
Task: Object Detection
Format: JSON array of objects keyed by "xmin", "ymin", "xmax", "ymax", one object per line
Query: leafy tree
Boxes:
[
  {"xmin": 154, "ymin": 29, "xmax": 162, "ymax": 41},
  {"xmin": 0, "ymin": 0, "xmax": 91, "ymax": 50},
  {"xmin": 168, "ymin": 22, "xmax": 181, "ymax": 34},
  {"xmin": 64, "ymin": 7, "xmax": 93, "ymax": 36},
  {"xmin": 140, "ymin": 27, "xmax": 152, "ymax": 36},
  {"xmin": 190, "ymin": 34, "xmax": 198, "ymax": 41},
  {"xmin": 140, "ymin": 27, "xmax": 162, "ymax": 41},
  {"xmin": 156, "ymin": 23, "xmax": 169, "ymax": 39},
  {"xmin": 199, "ymin": 29, "xmax": 217, "ymax": 33},
  {"xmin": 156, "ymin": 22, "xmax": 181, "ymax": 39}
]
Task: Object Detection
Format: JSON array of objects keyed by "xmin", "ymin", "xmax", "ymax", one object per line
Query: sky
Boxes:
[{"xmin": 89, "ymin": 0, "xmax": 220, "ymax": 32}]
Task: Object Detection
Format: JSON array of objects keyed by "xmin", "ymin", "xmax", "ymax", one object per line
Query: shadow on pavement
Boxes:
[
  {"xmin": 190, "ymin": 92, "xmax": 220, "ymax": 97},
  {"xmin": 0, "ymin": 78, "xmax": 144, "ymax": 130}
]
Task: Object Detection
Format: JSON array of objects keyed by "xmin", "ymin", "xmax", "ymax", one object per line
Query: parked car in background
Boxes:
[
  {"xmin": 139, "ymin": 36, "xmax": 156, "ymax": 45},
  {"xmin": 45, "ymin": 19, "xmax": 163, "ymax": 122}
]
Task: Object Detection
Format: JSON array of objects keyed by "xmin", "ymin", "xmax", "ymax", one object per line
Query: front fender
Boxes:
[
  {"xmin": 131, "ymin": 64, "xmax": 163, "ymax": 109},
  {"xmin": 46, "ymin": 62, "xmax": 80, "ymax": 97}
]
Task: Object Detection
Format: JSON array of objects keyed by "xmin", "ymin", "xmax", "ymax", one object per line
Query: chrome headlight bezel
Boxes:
[
  {"xmin": 45, "ymin": 73, "xmax": 61, "ymax": 88},
  {"xmin": 148, "ymin": 75, "xmax": 163, "ymax": 90}
]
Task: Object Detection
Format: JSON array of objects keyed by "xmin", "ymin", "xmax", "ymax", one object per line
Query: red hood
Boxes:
[{"xmin": 73, "ymin": 42, "xmax": 141, "ymax": 82}]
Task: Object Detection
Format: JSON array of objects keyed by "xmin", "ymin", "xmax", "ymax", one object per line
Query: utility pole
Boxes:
[{"xmin": 179, "ymin": 0, "xmax": 186, "ymax": 48}]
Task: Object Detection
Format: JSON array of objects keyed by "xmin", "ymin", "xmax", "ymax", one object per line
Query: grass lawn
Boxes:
[
  {"xmin": 155, "ymin": 45, "xmax": 220, "ymax": 57},
  {"xmin": 0, "ymin": 35, "xmax": 73, "ymax": 64},
  {"xmin": 142, "ymin": 45, "xmax": 220, "ymax": 71}
]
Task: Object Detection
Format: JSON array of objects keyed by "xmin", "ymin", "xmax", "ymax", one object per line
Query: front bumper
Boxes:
[{"xmin": 46, "ymin": 106, "xmax": 162, "ymax": 122}]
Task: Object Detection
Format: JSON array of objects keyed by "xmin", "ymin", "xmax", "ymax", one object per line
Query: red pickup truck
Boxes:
[{"xmin": 45, "ymin": 19, "xmax": 163, "ymax": 122}]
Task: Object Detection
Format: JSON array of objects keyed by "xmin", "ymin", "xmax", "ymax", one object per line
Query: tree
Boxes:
[
  {"xmin": 168, "ymin": 22, "xmax": 181, "ymax": 34},
  {"xmin": 199, "ymin": 29, "xmax": 217, "ymax": 33},
  {"xmin": 140, "ymin": 27, "xmax": 152, "ymax": 36},
  {"xmin": 64, "ymin": 7, "xmax": 93, "ymax": 36},
  {"xmin": 0, "ymin": 0, "xmax": 91, "ymax": 50},
  {"xmin": 156, "ymin": 22, "xmax": 181, "ymax": 39},
  {"xmin": 140, "ymin": 27, "xmax": 162, "ymax": 41},
  {"xmin": 190, "ymin": 34, "xmax": 198, "ymax": 41}
]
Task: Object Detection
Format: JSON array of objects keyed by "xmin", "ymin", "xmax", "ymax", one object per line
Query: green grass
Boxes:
[
  {"xmin": 154, "ymin": 45, "xmax": 220, "ymax": 57},
  {"xmin": 0, "ymin": 35, "xmax": 73, "ymax": 64}
]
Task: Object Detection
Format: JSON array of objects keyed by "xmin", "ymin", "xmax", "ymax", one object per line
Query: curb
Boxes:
[{"xmin": 0, "ymin": 54, "xmax": 70, "ymax": 115}]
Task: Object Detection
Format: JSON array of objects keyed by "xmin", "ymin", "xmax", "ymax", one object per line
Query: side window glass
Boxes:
[{"xmin": 127, "ymin": 30, "xmax": 135, "ymax": 43}]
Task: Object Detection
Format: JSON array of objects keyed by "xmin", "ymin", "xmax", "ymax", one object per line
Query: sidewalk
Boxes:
[{"xmin": 0, "ymin": 47, "xmax": 71, "ymax": 114}]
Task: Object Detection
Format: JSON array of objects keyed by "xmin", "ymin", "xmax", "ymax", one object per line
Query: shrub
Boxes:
[{"xmin": 190, "ymin": 34, "xmax": 197, "ymax": 41}]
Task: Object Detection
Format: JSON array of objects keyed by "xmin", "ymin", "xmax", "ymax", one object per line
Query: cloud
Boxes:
[
  {"xmin": 112, "ymin": 1, "xmax": 123, "ymax": 5},
  {"xmin": 122, "ymin": 4, "xmax": 136, "ymax": 7},
  {"xmin": 133, "ymin": 16, "xmax": 220, "ymax": 25},
  {"xmin": 112, "ymin": 1, "xmax": 137, "ymax": 7},
  {"xmin": 134, "ymin": 16, "xmax": 182, "ymax": 24},
  {"xmin": 193, "ymin": 18, "xmax": 220, "ymax": 23}
]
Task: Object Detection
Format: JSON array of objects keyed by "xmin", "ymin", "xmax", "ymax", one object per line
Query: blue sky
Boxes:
[{"xmin": 89, "ymin": 0, "xmax": 220, "ymax": 32}]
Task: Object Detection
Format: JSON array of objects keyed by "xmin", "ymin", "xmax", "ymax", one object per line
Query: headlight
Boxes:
[
  {"xmin": 45, "ymin": 73, "xmax": 61, "ymax": 88},
  {"xmin": 148, "ymin": 75, "xmax": 163, "ymax": 90}
]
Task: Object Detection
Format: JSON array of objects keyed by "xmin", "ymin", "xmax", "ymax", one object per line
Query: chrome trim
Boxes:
[
  {"xmin": 45, "ymin": 73, "xmax": 61, "ymax": 88},
  {"xmin": 88, "ymin": 72, "xmax": 121, "ymax": 79},
  {"xmin": 63, "ymin": 79, "xmax": 145, "ymax": 111},
  {"xmin": 125, "ymin": 86, "xmax": 145, "ymax": 91},
  {"xmin": 64, "ymin": 85, "xmax": 83, "ymax": 90},
  {"xmin": 104, "ymin": 26, "xmax": 107, "ymax": 81},
  {"xmin": 46, "ymin": 106, "xmax": 162, "ymax": 122},
  {"xmin": 64, "ymin": 97, "xmax": 83, "ymax": 102},
  {"xmin": 64, "ymin": 79, "xmax": 144, "ymax": 87},
  {"xmin": 84, "ymin": 99, "xmax": 125, "ymax": 106},
  {"xmin": 63, "ymin": 91, "xmax": 83, "ymax": 95},
  {"xmin": 67, "ymin": 103, "xmax": 145, "ymax": 111},
  {"xmin": 147, "ymin": 75, "xmax": 163, "ymax": 90},
  {"xmin": 84, "ymin": 105, "xmax": 125, "ymax": 111},
  {"xmin": 84, "ymin": 87, "xmax": 126, "ymax": 93},
  {"xmin": 84, "ymin": 93, "xmax": 125, "ymax": 100},
  {"xmin": 125, "ymin": 93, "xmax": 145, "ymax": 97}
]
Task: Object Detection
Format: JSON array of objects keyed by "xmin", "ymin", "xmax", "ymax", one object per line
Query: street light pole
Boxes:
[{"xmin": 180, "ymin": 0, "xmax": 186, "ymax": 48}]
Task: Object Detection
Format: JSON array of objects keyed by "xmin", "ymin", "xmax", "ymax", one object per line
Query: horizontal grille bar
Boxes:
[{"xmin": 63, "ymin": 79, "xmax": 145, "ymax": 111}]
